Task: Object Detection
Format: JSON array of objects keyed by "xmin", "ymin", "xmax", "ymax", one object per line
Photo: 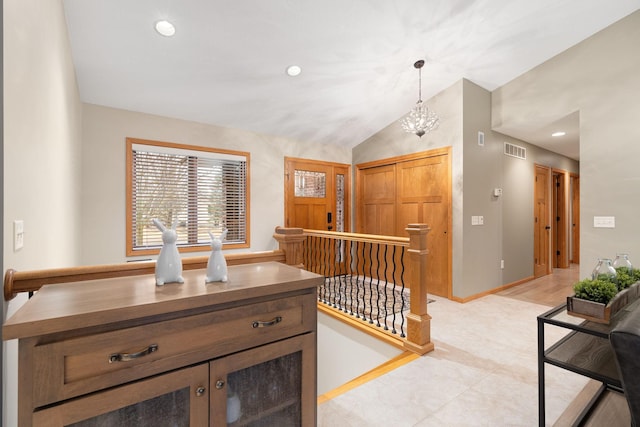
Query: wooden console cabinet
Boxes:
[{"xmin": 3, "ymin": 261, "xmax": 322, "ymax": 426}]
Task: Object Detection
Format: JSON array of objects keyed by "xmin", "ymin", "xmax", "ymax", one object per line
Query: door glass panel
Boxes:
[
  {"xmin": 294, "ymin": 170, "xmax": 326, "ymax": 198},
  {"xmin": 336, "ymin": 174, "xmax": 344, "ymax": 232},
  {"xmin": 227, "ymin": 351, "xmax": 302, "ymax": 426},
  {"xmin": 336, "ymin": 173, "xmax": 346, "ymax": 263},
  {"xmin": 67, "ymin": 387, "xmax": 190, "ymax": 426}
]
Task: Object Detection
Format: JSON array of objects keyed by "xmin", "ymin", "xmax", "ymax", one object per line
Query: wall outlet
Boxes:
[{"xmin": 500, "ymin": 259, "xmax": 505, "ymax": 269}]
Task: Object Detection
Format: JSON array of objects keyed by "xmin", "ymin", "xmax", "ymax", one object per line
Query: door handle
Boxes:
[
  {"xmin": 545, "ymin": 226, "xmax": 551, "ymax": 230},
  {"xmin": 327, "ymin": 212, "xmax": 332, "ymax": 223}
]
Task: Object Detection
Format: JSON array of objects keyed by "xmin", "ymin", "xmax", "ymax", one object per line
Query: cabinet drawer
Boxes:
[{"xmin": 31, "ymin": 292, "xmax": 316, "ymax": 407}]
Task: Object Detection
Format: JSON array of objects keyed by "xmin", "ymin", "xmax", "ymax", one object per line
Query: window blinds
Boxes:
[{"xmin": 129, "ymin": 142, "xmax": 247, "ymax": 252}]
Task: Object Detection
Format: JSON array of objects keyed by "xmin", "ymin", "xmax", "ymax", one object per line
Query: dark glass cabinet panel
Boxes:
[
  {"xmin": 67, "ymin": 388, "xmax": 190, "ymax": 427},
  {"xmin": 32, "ymin": 364, "xmax": 209, "ymax": 426},
  {"xmin": 210, "ymin": 333, "xmax": 316, "ymax": 427},
  {"xmin": 226, "ymin": 352, "xmax": 302, "ymax": 426}
]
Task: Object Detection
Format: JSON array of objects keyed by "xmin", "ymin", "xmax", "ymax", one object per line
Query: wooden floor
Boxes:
[{"xmin": 497, "ymin": 263, "xmax": 579, "ymax": 307}]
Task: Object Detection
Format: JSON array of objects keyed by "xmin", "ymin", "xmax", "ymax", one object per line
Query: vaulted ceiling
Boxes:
[{"xmin": 62, "ymin": 0, "xmax": 640, "ymax": 160}]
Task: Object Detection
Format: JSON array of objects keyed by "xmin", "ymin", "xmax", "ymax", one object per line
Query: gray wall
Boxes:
[
  {"xmin": 353, "ymin": 78, "xmax": 578, "ymax": 299},
  {"xmin": 493, "ymin": 10, "xmax": 640, "ymax": 280},
  {"xmin": 461, "ymin": 80, "xmax": 504, "ymax": 297},
  {"xmin": 80, "ymin": 104, "xmax": 352, "ymax": 265}
]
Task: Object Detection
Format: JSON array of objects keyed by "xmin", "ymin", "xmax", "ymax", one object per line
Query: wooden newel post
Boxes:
[
  {"xmin": 273, "ymin": 227, "xmax": 306, "ymax": 268},
  {"xmin": 404, "ymin": 223, "xmax": 435, "ymax": 355}
]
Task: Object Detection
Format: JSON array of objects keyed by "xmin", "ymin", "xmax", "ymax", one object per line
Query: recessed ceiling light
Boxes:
[
  {"xmin": 286, "ymin": 65, "xmax": 302, "ymax": 77},
  {"xmin": 155, "ymin": 20, "xmax": 176, "ymax": 37},
  {"xmin": 552, "ymin": 131, "xmax": 566, "ymax": 137}
]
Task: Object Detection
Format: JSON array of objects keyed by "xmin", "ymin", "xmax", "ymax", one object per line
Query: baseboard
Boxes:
[
  {"xmin": 317, "ymin": 351, "xmax": 419, "ymax": 404},
  {"xmin": 451, "ymin": 276, "xmax": 535, "ymax": 303}
]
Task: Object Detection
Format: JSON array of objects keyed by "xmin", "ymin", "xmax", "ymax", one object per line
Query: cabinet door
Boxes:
[
  {"xmin": 210, "ymin": 333, "xmax": 316, "ymax": 426},
  {"xmin": 31, "ymin": 364, "xmax": 209, "ymax": 427}
]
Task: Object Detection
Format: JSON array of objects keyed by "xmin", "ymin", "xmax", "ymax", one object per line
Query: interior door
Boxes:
[
  {"xmin": 534, "ymin": 165, "xmax": 552, "ymax": 277},
  {"xmin": 358, "ymin": 164, "xmax": 396, "ymax": 236},
  {"xmin": 357, "ymin": 149, "xmax": 451, "ymax": 298},
  {"xmin": 571, "ymin": 174, "xmax": 580, "ymax": 264},
  {"xmin": 396, "ymin": 155, "xmax": 450, "ymax": 297},
  {"xmin": 285, "ymin": 158, "xmax": 349, "ymax": 232},
  {"xmin": 553, "ymin": 170, "xmax": 569, "ymax": 268}
]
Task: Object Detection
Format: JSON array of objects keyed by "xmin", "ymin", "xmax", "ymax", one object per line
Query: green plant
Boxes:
[
  {"xmin": 573, "ymin": 279, "xmax": 618, "ymax": 305},
  {"xmin": 615, "ymin": 267, "xmax": 636, "ymax": 291}
]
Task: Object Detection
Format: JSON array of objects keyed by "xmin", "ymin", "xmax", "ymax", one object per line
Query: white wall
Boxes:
[
  {"xmin": 493, "ymin": 10, "xmax": 640, "ymax": 280},
  {"xmin": 317, "ymin": 312, "xmax": 402, "ymax": 396},
  {"xmin": 80, "ymin": 104, "xmax": 352, "ymax": 265},
  {"xmin": 2, "ymin": 0, "xmax": 83, "ymax": 425}
]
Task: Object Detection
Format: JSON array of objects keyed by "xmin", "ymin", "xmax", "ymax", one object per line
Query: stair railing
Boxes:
[{"xmin": 274, "ymin": 224, "xmax": 433, "ymax": 355}]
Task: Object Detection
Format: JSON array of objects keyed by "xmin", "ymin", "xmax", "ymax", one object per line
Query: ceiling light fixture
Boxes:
[
  {"xmin": 286, "ymin": 65, "xmax": 302, "ymax": 77},
  {"xmin": 551, "ymin": 131, "xmax": 566, "ymax": 137},
  {"xmin": 401, "ymin": 59, "xmax": 439, "ymax": 138},
  {"xmin": 155, "ymin": 20, "xmax": 176, "ymax": 37}
]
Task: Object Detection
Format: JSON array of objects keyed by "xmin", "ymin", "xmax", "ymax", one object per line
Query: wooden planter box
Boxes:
[{"xmin": 567, "ymin": 282, "xmax": 640, "ymax": 324}]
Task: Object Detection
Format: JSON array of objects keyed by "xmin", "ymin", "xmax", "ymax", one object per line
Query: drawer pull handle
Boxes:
[
  {"xmin": 252, "ymin": 316, "xmax": 282, "ymax": 328},
  {"xmin": 109, "ymin": 344, "xmax": 158, "ymax": 363}
]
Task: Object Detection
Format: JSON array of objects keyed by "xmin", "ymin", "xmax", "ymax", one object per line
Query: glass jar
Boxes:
[
  {"xmin": 613, "ymin": 253, "xmax": 633, "ymax": 274},
  {"xmin": 592, "ymin": 258, "xmax": 617, "ymax": 281}
]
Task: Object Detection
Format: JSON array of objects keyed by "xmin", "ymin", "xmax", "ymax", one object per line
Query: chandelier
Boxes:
[{"xmin": 400, "ymin": 60, "xmax": 439, "ymax": 137}]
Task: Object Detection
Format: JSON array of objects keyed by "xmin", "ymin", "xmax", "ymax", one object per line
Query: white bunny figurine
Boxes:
[
  {"xmin": 206, "ymin": 229, "xmax": 228, "ymax": 283},
  {"xmin": 152, "ymin": 219, "xmax": 184, "ymax": 286}
]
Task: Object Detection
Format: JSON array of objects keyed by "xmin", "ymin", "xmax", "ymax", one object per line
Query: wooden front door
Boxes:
[
  {"xmin": 284, "ymin": 157, "xmax": 350, "ymax": 232},
  {"xmin": 534, "ymin": 165, "xmax": 552, "ymax": 277},
  {"xmin": 357, "ymin": 148, "xmax": 451, "ymax": 298}
]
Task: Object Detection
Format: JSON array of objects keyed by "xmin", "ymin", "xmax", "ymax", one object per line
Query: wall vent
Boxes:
[{"xmin": 504, "ymin": 142, "xmax": 526, "ymax": 160}]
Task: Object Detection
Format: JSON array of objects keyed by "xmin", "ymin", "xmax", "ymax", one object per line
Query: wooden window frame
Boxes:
[{"xmin": 126, "ymin": 138, "xmax": 250, "ymax": 256}]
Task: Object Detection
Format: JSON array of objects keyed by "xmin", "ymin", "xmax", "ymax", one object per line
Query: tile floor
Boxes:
[{"xmin": 318, "ymin": 269, "xmax": 588, "ymax": 426}]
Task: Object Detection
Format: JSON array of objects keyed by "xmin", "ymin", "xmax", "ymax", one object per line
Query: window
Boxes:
[{"xmin": 126, "ymin": 138, "xmax": 250, "ymax": 256}]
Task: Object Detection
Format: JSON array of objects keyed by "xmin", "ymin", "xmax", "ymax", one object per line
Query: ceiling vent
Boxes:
[{"xmin": 504, "ymin": 142, "xmax": 526, "ymax": 160}]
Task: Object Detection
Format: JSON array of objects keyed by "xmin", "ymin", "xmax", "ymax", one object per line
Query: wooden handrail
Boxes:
[
  {"xmin": 3, "ymin": 250, "xmax": 286, "ymax": 301},
  {"xmin": 274, "ymin": 224, "xmax": 434, "ymax": 355},
  {"xmin": 299, "ymin": 228, "xmax": 409, "ymax": 246}
]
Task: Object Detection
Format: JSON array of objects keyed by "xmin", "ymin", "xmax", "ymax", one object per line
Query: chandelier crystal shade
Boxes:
[{"xmin": 401, "ymin": 60, "xmax": 439, "ymax": 137}]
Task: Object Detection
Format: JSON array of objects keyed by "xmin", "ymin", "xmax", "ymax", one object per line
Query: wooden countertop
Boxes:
[{"xmin": 2, "ymin": 262, "xmax": 322, "ymax": 340}]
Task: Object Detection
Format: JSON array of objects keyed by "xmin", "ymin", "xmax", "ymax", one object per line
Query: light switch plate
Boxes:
[{"xmin": 14, "ymin": 220, "xmax": 24, "ymax": 251}]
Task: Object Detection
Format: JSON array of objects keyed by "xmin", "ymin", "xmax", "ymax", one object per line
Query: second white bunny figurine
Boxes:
[
  {"xmin": 206, "ymin": 229, "xmax": 228, "ymax": 283},
  {"xmin": 152, "ymin": 219, "xmax": 184, "ymax": 286}
]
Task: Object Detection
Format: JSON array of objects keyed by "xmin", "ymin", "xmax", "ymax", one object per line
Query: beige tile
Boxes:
[{"xmin": 318, "ymin": 268, "xmax": 589, "ymax": 426}]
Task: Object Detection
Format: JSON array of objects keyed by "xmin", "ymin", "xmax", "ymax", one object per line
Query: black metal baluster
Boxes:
[
  {"xmin": 355, "ymin": 241, "xmax": 364, "ymax": 319},
  {"xmin": 399, "ymin": 246, "xmax": 406, "ymax": 338},
  {"xmin": 366, "ymin": 242, "xmax": 374, "ymax": 323},
  {"xmin": 382, "ymin": 244, "xmax": 390, "ymax": 331},
  {"xmin": 390, "ymin": 244, "xmax": 398, "ymax": 335},
  {"xmin": 373, "ymin": 243, "xmax": 382, "ymax": 327}
]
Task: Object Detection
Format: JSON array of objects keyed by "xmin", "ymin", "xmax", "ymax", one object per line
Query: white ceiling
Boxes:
[{"xmin": 62, "ymin": 0, "xmax": 640, "ymax": 160}]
